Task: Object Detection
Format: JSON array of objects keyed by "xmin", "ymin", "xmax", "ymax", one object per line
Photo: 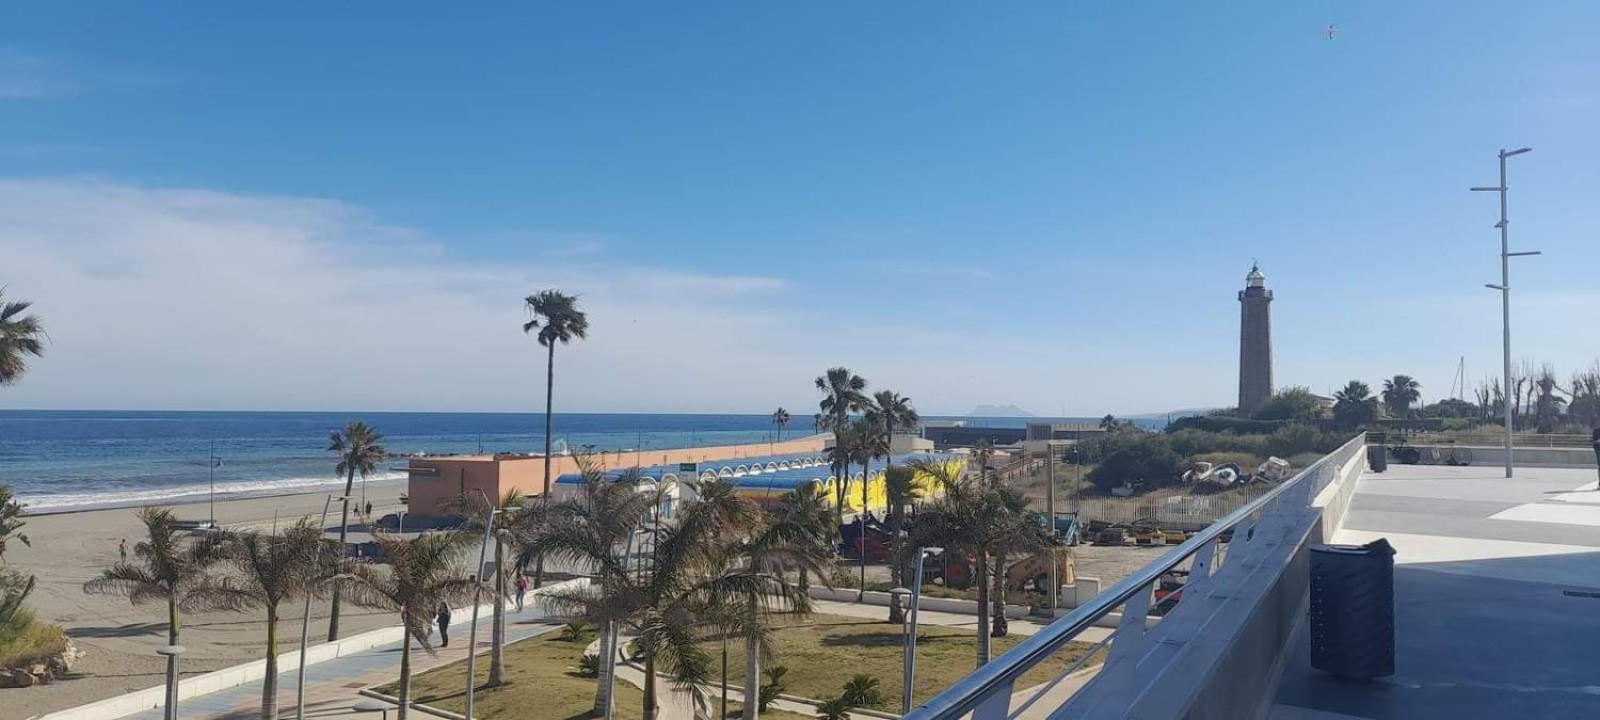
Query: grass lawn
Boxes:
[
  {"xmin": 376, "ymin": 630, "xmax": 646, "ymax": 720},
  {"xmin": 378, "ymin": 629, "xmax": 818, "ymax": 720},
  {"xmin": 717, "ymin": 612, "xmax": 1102, "ymax": 711}
]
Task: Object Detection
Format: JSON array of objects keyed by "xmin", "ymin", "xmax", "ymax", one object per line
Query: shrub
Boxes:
[
  {"xmin": 1252, "ymin": 387, "xmax": 1326, "ymax": 422},
  {"xmin": 1166, "ymin": 415, "xmax": 1286, "ymax": 435},
  {"xmin": 759, "ymin": 665, "xmax": 789, "ymax": 711},
  {"xmin": 1088, "ymin": 441, "xmax": 1184, "ymax": 493},
  {"xmin": 575, "ymin": 652, "xmax": 600, "ymax": 678},
  {"xmin": 559, "ymin": 619, "xmax": 593, "ymax": 643},
  {"xmin": 0, "ymin": 606, "xmax": 68, "ymax": 670},
  {"xmin": 1265, "ymin": 424, "xmax": 1322, "ymax": 458},
  {"xmin": 841, "ymin": 674, "xmax": 884, "ymax": 707},
  {"xmin": 815, "ymin": 697, "xmax": 853, "ymax": 720}
]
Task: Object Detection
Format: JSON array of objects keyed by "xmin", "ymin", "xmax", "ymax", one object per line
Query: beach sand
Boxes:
[{"xmin": 6, "ymin": 480, "xmax": 411, "ymax": 719}]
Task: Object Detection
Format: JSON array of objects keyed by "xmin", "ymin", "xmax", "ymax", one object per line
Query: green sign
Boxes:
[{"xmin": 679, "ymin": 462, "xmax": 698, "ymax": 472}]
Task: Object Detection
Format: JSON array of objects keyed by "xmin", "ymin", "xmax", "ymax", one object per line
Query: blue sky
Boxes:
[{"xmin": 3, "ymin": 2, "xmax": 1598, "ymax": 415}]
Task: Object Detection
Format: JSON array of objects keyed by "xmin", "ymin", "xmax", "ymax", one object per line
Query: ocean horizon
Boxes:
[{"xmin": 0, "ymin": 409, "xmax": 1164, "ymax": 512}]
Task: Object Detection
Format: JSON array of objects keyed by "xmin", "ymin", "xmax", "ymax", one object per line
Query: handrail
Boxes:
[{"xmin": 904, "ymin": 432, "xmax": 1368, "ymax": 720}]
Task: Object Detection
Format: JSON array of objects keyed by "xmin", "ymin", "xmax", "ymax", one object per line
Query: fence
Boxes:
[
  {"xmin": 903, "ymin": 433, "xmax": 1369, "ymax": 720},
  {"xmin": 1066, "ymin": 486, "xmax": 1273, "ymax": 531},
  {"xmin": 1369, "ymin": 431, "xmax": 1593, "ymax": 449}
]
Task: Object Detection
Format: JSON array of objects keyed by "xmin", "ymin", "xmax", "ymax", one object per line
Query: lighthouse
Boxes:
[{"xmin": 1238, "ymin": 263, "xmax": 1274, "ymax": 415}]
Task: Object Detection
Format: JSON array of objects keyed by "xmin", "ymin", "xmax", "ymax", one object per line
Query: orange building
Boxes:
[{"xmin": 404, "ymin": 434, "xmax": 830, "ymax": 518}]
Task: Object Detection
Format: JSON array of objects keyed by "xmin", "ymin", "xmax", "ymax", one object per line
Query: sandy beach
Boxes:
[{"xmin": 6, "ymin": 480, "xmax": 412, "ymax": 719}]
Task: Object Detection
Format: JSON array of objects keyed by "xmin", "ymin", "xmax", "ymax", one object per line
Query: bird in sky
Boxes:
[{"xmin": 1328, "ymin": 24, "xmax": 1338, "ymax": 39}]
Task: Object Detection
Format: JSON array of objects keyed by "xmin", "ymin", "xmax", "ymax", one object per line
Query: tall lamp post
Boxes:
[
  {"xmin": 1472, "ymin": 146, "xmax": 1539, "ymax": 479},
  {"xmin": 296, "ymin": 495, "xmax": 346, "ymax": 720},
  {"xmin": 465, "ymin": 490, "xmax": 500, "ymax": 720},
  {"xmin": 898, "ymin": 546, "xmax": 941, "ymax": 715}
]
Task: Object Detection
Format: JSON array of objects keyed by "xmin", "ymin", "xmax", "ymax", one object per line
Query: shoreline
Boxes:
[{"xmin": 17, "ymin": 476, "xmax": 409, "ymax": 518}]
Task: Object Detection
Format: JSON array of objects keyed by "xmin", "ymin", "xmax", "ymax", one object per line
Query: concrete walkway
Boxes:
[{"xmin": 120, "ymin": 595, "xmax": 565, "ymax": 720}]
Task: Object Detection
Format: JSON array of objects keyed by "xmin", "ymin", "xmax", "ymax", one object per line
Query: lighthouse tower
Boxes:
[{"xmin": 1238, "ymin": 263, "xmax": 1274, "ymax": 415}]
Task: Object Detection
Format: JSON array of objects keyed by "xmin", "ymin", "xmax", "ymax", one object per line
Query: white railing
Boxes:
[{"xmin": 904, "ymin": 433, "xmax": 1368, "ymax": 720}]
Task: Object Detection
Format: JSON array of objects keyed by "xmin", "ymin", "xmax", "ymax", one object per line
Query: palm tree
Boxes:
[
  {"xmin": 973, "ymin": 439, "xmax": 994, "ymax": 485},
  {"xmin": 0, "ymin": 484, "xmax": 28, "ymax": 561},
  {"xmin": 772, "ymin": 407, "xmax": 791, "ymax": 442},
  {"xmin": 1332, "ymin": 380, "xmax": 1378, "ymax": 430},
  {"xmin": 524, "ymin": 290, "xmax": 590, "ymax": 500},
  {"xmin": 451, "ymin": 489, "xmax": 524, "ymax": 688},
  {"xmin": 524, "ymin": 290, "xmax": 589, "ymax": 588},
  {"xmin": 907, "ymin": 459, "xmax": 1038, "ymax": 667},
  {"xmin": 536, "ymin": 479, "xmax": 807, "ymax": 720},
  {"xmin": 883, "ymin": 465, "xmax": 923, "ymax": 624},
  {"xmin": 1381, "ymin": 375, "xmax": 1422, "ymax": 418},
  {"xmin": 986, "ymin": 493, "xmax": 1052, "ymax": 638},
  {"xmin": 511, "ymin": 458, "xmax": 654, "ymax": 717},
  {"xmin": 772, "ymin": 484, "xmax": 835, "ymax": 592},
  {"xmin": 0, "ymin": 289, "xmax": 45, "ymax": 386},
  {"xmin": 186, "ymin": 519, "xmax": 328, "ymax": 720},
  {"xmin": 729, "ymin": 502, "xmax": 830, "ymax": 720},
  {"xmin": 826, "ymin": 423, "xmax": 859, "ymax": 529},
  {"xmin": 326, "ymin": 421, "xmax": 387, "ymax": 641},
  {"xmin": 335, "ymin": 528, "xmax": 481, "ymax": 720},
  {"xmin": 816, "ymin": 368, "xmax": 869, "ymax": 524},
  {"xmin": 83, "ymin": 507, "xmax": 227, "ymax": 645},
  {"xmin": 848, "ymin": 417, "xmax": 887, "ymax": 599},
  {"xmin": 815, "ymin": 697, "xmax": 853, "ymax": 720}
]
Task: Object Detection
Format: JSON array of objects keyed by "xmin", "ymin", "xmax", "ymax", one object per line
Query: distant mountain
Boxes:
[
  {"xmin": 968, "ymin": 404, "xmax": 1036, "ymax": 417},
  {"xmin": 1123, "ymin": 407, "xmax": 1218, "ymax": 420}
]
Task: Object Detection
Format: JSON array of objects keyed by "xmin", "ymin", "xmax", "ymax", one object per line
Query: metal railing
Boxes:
[
  {"xmin": 905, "ymin": 433, "xmax": 1368, "ymax": 720},
  {"xmin": 1368, "ymin": 430, "xmax": 1594, "ymax": 449}
]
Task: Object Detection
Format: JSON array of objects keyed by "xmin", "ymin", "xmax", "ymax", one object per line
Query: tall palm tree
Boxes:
[
  {"xmin": 326, "ymin": 421, "xmax": 387, "ymax": 641},
  {"xmin": 825, "ymin": 423, "xmax": 859, "ymax": 529},
  {"xmin": 335, "ymin": 529, "xmax": 481, "ymax": 720},
  {"xmin": 1332, "ymin": 380, "xmax": 1378, "ymax": 430},
  {"xmin": 186, "ymin": 519, "xmax": 328, "ymax": 720},
  {"xmin": 816, "ymin": 368, "xmax": 869, "ymax": 524},
  {"xmin": 987, "ymin": 491, "xmax": 1052, "ymax": 639},
  {"xmin": 907, "ymin": 459, "xmax": 1037, "ymax": 667},
  {"xmin": 511, "ymin": 458, "xmax": 654, "ymax": 717},
  {"xmin": 1381, "ymin": 375, "xmax": 1422, "ymax": 418},
  {"xmin": 730, "ymin": 509, "xmax": 829, "ymax": 720},
  {"xmin": 883, "ymin": 465, "xmax": 923, "ymax": 624},
  {"xmin": 524, "ymin": 290, "xmax": 590, "ymax": 501},
  {"xmin": 771, "ymin": 407, "xmax": 791, "ymax": 442},
  {"xmin": 0, "ymin": 289, "xmax": 45, "ymax": 386},
  {"xmin": 524, "ymin": 290, "xmax": 589, "ymax": 587},
  {"xmin": 83, "ymin": 507, "xmax": 228, "ymax": 645}
]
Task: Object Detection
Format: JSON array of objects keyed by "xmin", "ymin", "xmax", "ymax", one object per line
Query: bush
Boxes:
[
  {"xmin": 841, "ymin": 674, "xmax": 884, "ymax": 707},
  {"xmin": 1166, "ymin": 415, "xmax": 1286, "ymax": 435},
  {"xmin": 0, "ymin": 606, "xmax": 68, "ymax": 670},
  {"xmin": 1265, "ymin": 424, "xmax": 1321, "ymax": 458},
  {"xmin": 559, "ymin": 619, "xmax": 593, "ymax": 643},
  {"xmin": 575, "ymin": 652, "xmax": 600, "ymax": 678},
  {"xmin": 1252, "ymin": 387, "xmax": 1326, "ymax": 422},
  {"xmin": 759, "ymin": 666, "xmax": 789, "ymax": 711},
  {"xmin": 1087, "ymin": 440, "xmax": 1184, "ymax": 493}
]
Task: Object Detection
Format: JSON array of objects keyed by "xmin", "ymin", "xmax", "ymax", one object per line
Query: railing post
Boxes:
[{"xmin": 1086, "ymin": 578, "xmax": 1154, "ymax": 714}]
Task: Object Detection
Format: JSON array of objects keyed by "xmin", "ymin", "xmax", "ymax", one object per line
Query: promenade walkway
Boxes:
[
  {"xmin": 102, "ymin": 591, "xmax": 1099, "ymax": 720},
  {"xmin": 1271, "ymin": 464, "xmax": 1600, "ymax": 719}
]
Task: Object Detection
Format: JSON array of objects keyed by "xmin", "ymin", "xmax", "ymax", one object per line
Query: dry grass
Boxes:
[
  {"xmin": 378, "ymin": 632, "xmax": 646, "ymax": 720},
  {"xmin": 716, "ymin": 612, "xmax": 1102, "ymax": 711}
]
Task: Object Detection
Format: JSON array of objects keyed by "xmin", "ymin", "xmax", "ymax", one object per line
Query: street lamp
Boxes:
[
  {"xmin": 899, "ymin": 547, "xmax": 942, "ymax": 714},
  {"xmin": 465, "ymin": 490, "xmax": 501, "ymax": 720},
  {"xmin": 296, "ymin": 495, "xmax": 347, "ymax": 720},
  {"xmin": 156, "ymin": 644, "xmax": 185, "ymax": 720},
  {"xmin": 1471, "ymin": 146, "xmax": 1539, "ymax": 478}
]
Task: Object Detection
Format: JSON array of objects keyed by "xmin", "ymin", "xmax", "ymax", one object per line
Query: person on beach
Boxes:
[
  {"xmin": 436, "ymin": 602, "xmax": 452, "ymax": 647},
  {"xmin": 118, "ymin": 538, "xmax": 128, "ymax": 561},
  {"xmin": 364, "ymin": 500, "xmax": 372, "ymax": 517},
  {"xmin": 515, "ymin": 573, "xmax": 529, "ymax": 612}
]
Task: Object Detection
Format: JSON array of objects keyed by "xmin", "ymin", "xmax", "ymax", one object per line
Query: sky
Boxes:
[{"xmin": 2, "ymin": 2, "xmax": 1598, "ymax": 416}]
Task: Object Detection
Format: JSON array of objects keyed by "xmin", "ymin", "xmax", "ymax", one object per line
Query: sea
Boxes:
[{"xmin": 0, "ymin": 410, "xmax": 1162, "ymax": 513}]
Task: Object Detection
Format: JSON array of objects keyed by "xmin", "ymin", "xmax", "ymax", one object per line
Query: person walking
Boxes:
[
  {"xmin": 436, "ymin": 602, "xmax": 452, "ymax": 647},
  {"xmin": 364, "ymin": 500, "xmax": 373, "ymax": 517},
  {"xmin": 118, "ymin": 538, "xmax": 128, "ymax": 561},
  {"xmin": 514, "ymin": 573, "xmax": 529, "ymax": 612}
]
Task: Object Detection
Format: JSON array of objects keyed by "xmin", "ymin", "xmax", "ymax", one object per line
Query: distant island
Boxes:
[{"xmin": 968, "ymin": 404, "xmax": 1036, "ymax": 417}]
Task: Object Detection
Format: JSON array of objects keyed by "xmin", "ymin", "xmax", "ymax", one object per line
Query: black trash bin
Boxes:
[
  {"xmin": 1367, "ymin": 445, "xmax": 1388, "ymax": 473},
  {"xmin": 1309, "ymin": 539, "xmax": 1395, "ymax": 680}
]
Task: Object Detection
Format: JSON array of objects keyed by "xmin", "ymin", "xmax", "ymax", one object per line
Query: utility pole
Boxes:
[
  {"xmin": 1472, "ymin": 147, "xmax": 1538, "ymax": 479},
  {"xmin": 1045, "ymin": 449, "xmax": 1057, "ymax": 612}
]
